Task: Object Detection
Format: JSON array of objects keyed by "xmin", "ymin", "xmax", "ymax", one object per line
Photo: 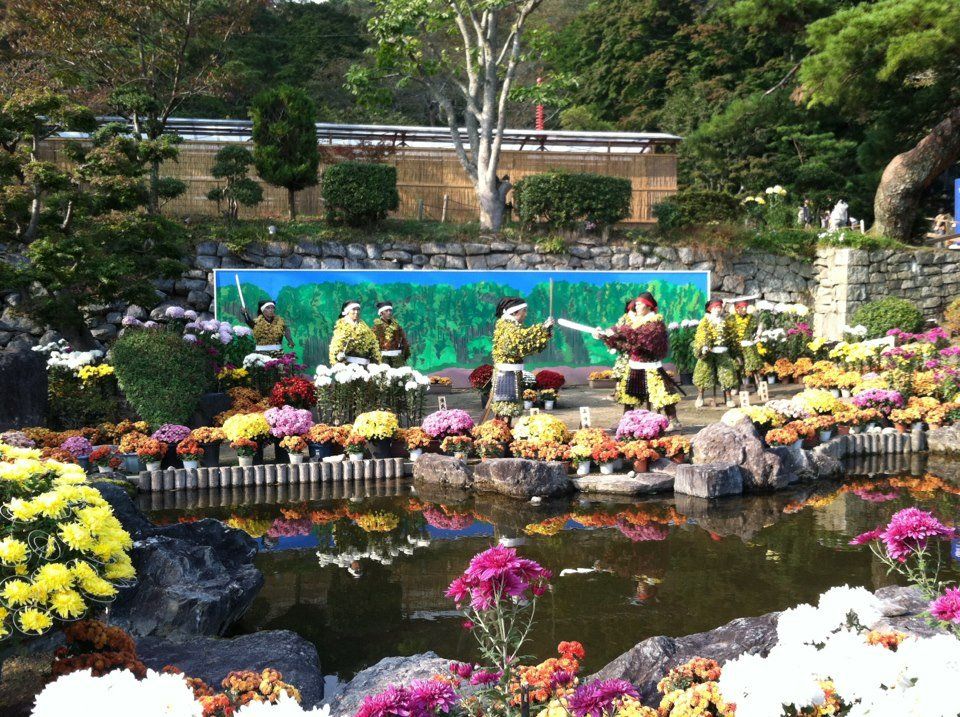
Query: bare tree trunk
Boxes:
[
  {"xmin": 287, "ymin": 188, "xmax": 297, "ymax": 220},
  {"xmin": 478, "ymin": 179, "xmax": 506, "ymax": 232},
  {"xmin": 873, "ymin": 106, "xmax": 960, "ymax": 241}
]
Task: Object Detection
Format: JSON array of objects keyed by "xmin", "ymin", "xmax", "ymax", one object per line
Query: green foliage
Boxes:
[
  {"xmin": 207, "ymin": 145, "xmax": 263, "ymax": 220},
  {"xmin": 250, "ymin": 85, "xmax": 319, "ymax": 219},
  {"xmin": 535, "ymin": 235, "xmax": 567, "ymax": 255},
  {"xmin": 851, "ymin": 297, "xmax": 925, "ymax": 339},
  {"xmin": 815, "ymin": 230, "xmax": 904, "ymax": 251},
  {"xmin": 514, "ymin": 172, "xmax": 631, "ymax": 227},
  {"xmin": 217, "ymin": 276, "xmax": 706, "ymax": 374},
  {"xmin": 747, "ymin": 228, "xmax": 818, "ymax": 258},
  {"xmin": 48, "ymin": 369, "xmax": 122, "ymax": 429},
  {"xmin": 111, "ymin": 328, "xmax": 214, "ymax": 426},
  {"xmin": 652, "ymin": 189, "xmax": 741, "ymax": 232},
  {"xmin": 558, "ymin": 105, "xmax": 615, "ymax": 131},
  {"xmin": 321, "ymin": 162, "xmax": 399, "ymax": 226}
]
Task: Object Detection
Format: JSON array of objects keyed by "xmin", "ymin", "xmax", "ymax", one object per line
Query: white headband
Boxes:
[
  {"xmin": 261, "ymin": 302, "xmax": 276, "ymax": 310},
  {"xmin": 341, "ymin": 303, "xmax": 360, "ymax": 316},
  {"xmin": 503, "ymin": 302, "xmax": 528, "ymax": 316},
  {"xmin": 378, "ymin": 304, "xmax": 393, "ymax": 315}
]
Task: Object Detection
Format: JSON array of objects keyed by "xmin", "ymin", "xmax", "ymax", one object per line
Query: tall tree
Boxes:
[
  {"xmin": 250, "ymin": 85, "xmax": 320, "ymax": 220},
  {"xmin": 352, "ymin": 0, "xmax": 546, "ymax": 232},
  {"xmin": 799, "ymin": 0, "xmax": 960, "ymax": 240},
  {"xmin": 8, "ymin": 0, "xmax": 262, "ymax": 212}
]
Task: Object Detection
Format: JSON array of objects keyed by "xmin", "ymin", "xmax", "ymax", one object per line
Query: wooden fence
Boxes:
[{"xmin": 41, "ymin": 139, "xmax": 677, "ymax": 224}]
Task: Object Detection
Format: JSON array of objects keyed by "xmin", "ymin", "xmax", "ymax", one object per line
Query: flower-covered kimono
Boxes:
[
  {"xmin": 729, "ymin": 312, "xmax": 763, "ymax": 375},
  {"xmin": 601, "ymin": 312, "xmax": 680, "ymax": 411},
  {"xmin": 491, "ymin": 317, "xmax": 551, "ymax": 417},
  {"xmin": 329, "ymin": 318, "xmax": 382, "ymax": 365},
  {"xmin": 372, "ymin": 317, "xmax": 411, "ymax": 368},
  {"xmin": 692, "ymin": 314, "xmax": 738, "ymax": 390}
]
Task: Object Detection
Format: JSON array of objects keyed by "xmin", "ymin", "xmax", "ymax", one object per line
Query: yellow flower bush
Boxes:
[
  {"xmin": 795, "ymin": 389, "xmax": 845, "ymax": 416},
  {"xmin": 0, "ymin": 446, "xmax": 134, "ymax": 638},
  {"xmin": 742, "ymin": 405, "xmax": 785, "ymax": 429},
  {"xmin": 829, "ymin": 340, "xmax": 881, "ymax": 367},
  {"xmin": 354, "ymin": 511, "xmax": 400, "ymax": 533},
  {"xmin": 512, "ymin": 414, "xmax": 570, "ymax": 445},
  {"xmin": 353, "ymin": 411, "xmax": 400, "ymax": 440},
  {"xmin": 76, "ymin": 364, "xmax": 115, "ymax": 383},
  {"xmin": 222, "ymin": 412, "xmax": 271, "ymax": 442}
]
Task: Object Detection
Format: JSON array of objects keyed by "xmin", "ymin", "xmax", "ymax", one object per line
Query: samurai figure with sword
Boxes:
[
  {"xmin": 727, "ymin": 296, "xmax": 764, "ymax": 390},
  {"xmin": 237, "ymin": 275, "xmax": 294, "ymax": 354},
  {"xmin": 589, "ymin": 292, "xmax": 683, "ymax": 429},
  {"xmin": 692, "ymin": 299, "xmax": 738, "ymax": 408},
  {"xmin": 490, "ymin": 297, "xmax": 554, "ymax": 423}
]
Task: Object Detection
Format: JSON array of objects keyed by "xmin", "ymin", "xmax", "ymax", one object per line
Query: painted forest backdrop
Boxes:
[{"xmin": 215, "ymin": 270, "xmax": 709, "ymax": 373}]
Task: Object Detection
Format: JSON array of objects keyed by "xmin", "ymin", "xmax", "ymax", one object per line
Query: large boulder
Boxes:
[
  {"xmin": 0, "ymin": 345, "xmax": 47, "ymax": 429},
  {"xmin": 691, "ymin": 416, "xmax": 791, "ymax": 491},
  {"xmin": 674, "ymin": 463, "xmax": 743, "ymax": 498},
  {"xmin": 927, "ymin": 425, "xmax": 960, "ymax": 456},
  {"xmin": 137, "ymin": 630, "xmax": 324, "ymax": 707},
  {"xmin": 96, "ymin": 483, "xmax": 264, "ymax": 638},
  {"xmin": 573, "ymin": 473, "xmax": 674, "ymax": 495},
  {"xmin": 330, "ymin": 653, "xmax": 449, "ymax": 716},
  {"xmin": 472, "ymin": 458, "xmax": 573, "ymax": 499},
  {"xmin": 591, "ymin": 612, "xmax": 779, "ymax": 703},
  {"xmin": 413, "ymin": 453, "xmax": 473, "ymax": 489}
]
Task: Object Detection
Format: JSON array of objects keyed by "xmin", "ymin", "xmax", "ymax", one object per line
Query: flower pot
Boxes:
[
  {"xmin": 309, "ymin": 442, "xmax": 336, "ymax": 460},
  {"xmin": 182, "ymin": 459, "xmax": 199, "ymax": 470},
  {"xmin": 119, "ymin": 452, "xmax": 142, "ymax": 474},
  {"xmin": 348, "ymin": 452, "xmax": 364, "ymax": 462},
  {"xmin": 819, "ymin": 430, "xmax": 832, "ymax": 443},
  {"xmin": 632, "ymin": 458, "xmax": 649, "ymax": 473},
  {"xmin": 77, "ymin": 456, "xmax": 90, "ymax": 472},
  {"xmin": 837, "ymin": 425, "xmax": 850, "ymax": 436},
  {"xmin": 161, "ymin": 441, "xmax": 182, "ymax": 470},
  {"xmin": 576, "ymin": 461, "xmax": 592, "ymax": 476},
  {"xmin": 599, "ymin": 462, "xmax": 616, "ymax": 475},
  {"xmin": 368, "ymin": 438, "xmax": 395, "ymax": 459},
  {"xmin": 409, "ymin": 448, "xmax": 424, "ymax": 460},
  {"xmin": 767, "ymin": 375, "xmax": 776, "ymax": 384},
  {"xmin": 840, "ymin": 389, "xmax": 851, "ymax": 398},
  {"xmin": 145, "ymin": 460, "xmax": 161, "ymax": 472},
  {"xmin": 523, "ymin": 401, "xmax": 533, "ymax": 409},
  {"xmin": 238, "ymin": 455, "xmax": 254, "ymax": 467},
  {"xmin": 200, "ymin": 442, "xmax": 221, "ymax": 468},
  {"xmin": 290, "ymin": 454, "xmax": 304, "ymax": 464},
  {"xmin": 544, "ymin": 400, "xmax": 555, "ymax": 411},
  {"xmin": 97, "ymin": 465, "xmax": 111, "ymax": 473},
  {"xmin": 589, "ymin": 378, "xmax": 617, "ymax": 389}
]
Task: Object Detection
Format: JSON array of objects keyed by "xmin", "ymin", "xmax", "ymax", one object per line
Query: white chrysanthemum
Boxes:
[
  {"xmin": 817, "ymin": 585, "xmax": 882, "ymax": 631},
  {"xmin": 818, "ymin": 631, "xmax": 899, "ymax": 704},
  {"xmin": 719, "ymin": 648, "xmax": 825, "ymax": 717},
  {"xmin": 776, "ymin": 603, "xmax": 825, "ymax": 646},
  {"xmin": 33, "ymin": 668, "xmax": 202, "ymax": 717}
]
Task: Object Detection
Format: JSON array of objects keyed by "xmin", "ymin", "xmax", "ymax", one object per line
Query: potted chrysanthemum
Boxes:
[
  {"xmin": 570, "ymin": 444, "xmax": 593, "ymax": 476},
  {"xmin": 539, "ymin": 388, "xmax": 557, "ymax": 411},
  {"xmin": 441, "ymin": 435, "xmax": 474, "ymax": 460},
  {"xmin": 592, "ymin": 441, "xmax": 620, "ymax": 475},
  {"xmin": 89, "ymin": 445, "xmax": 121, "ymax": 474},
  {"xmin": 354, "ymin": 410, "xmax": 400, "ymax": 459},
  {"xmin": 176, "ymin": 438, "xmax": 204, "ymax": 470},
  {"xmin": 137, "ymin": 438, "xmax": 167, "ymax": 472},
  {"xmin": 280, "ymin": 435, "xmax": 308, "ymax": 464},
  {"xmin": 344, "ymin": 432, "xmax": 367, "ymax": 461},
  {"xmin": 231, "ymin": 438, "xmax": 258, "ymax": 467},
  {"xmin": 402, "ymin": 427, "xmax": 431, "ymax": 460}
]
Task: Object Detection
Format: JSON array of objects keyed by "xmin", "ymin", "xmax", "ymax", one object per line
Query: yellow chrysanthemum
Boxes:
[
  {"xmin": 59, "ymin": 522, "xmax": 95, "ymax": 552},
  {"xmin": 103, "ymin": 559, "xmax": 136, "ymax": 581},
  {"xmin": 32, "ymin": 490, "xmax": 68, "ymax": 518},
  {"xmin": 49, "ymin": 589, "xmax": 86, "ymax": 619},
  {"xmin": 17, "ymin": 608, "xmax": 53, "ymax": 634},
  {"xmin": 76, "ymin": 573, "xmax": 116, "ymax": 598},
  {"xmin": 0, "ymin": 537, "xmax": 28, "ymax": 565},
  {"xmin": 34, "ymin": 563, "xmax": 74, "ymax": 593},
  {"xmin": 1, "ymin": 579, "xmax": 33, "ymax": 606}
]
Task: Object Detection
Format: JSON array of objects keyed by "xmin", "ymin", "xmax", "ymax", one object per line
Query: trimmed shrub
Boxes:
[
  {"xmin": 652, "ymin": 188, "xmax": 741, "ymax": 232},
  {"xmin": 112, "ymin": 328, "xmax": 214, "ymax": 426},
  {"xmin": 851, "ymin": 297, "xmax": 925, "ymax": 339},
  {"xmin": 513, "ymin": 171, "xmax": 631, "ymax": 227},
  {"xmin": 322, "ymin": 162, "xmax": 399, "ymax": 226}
]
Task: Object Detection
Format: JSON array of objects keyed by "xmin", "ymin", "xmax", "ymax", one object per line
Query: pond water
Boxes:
[{"xmin": 142, "ymin": 455, "xmax": 960, "ymax": 687}]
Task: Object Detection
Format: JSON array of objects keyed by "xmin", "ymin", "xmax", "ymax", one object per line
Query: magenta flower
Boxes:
[
  {"xmin": 264, "ymin": 405, "xmax": 314, "ymax": 438},
  {"xmin": 469, "ymin": 670, "xmax": 502, "ymax": 686},
  {"xmin": 931, "ymin": 588, "xmax": 960, "ymax": 624},
  {"xmin": 566, "ymin": 679, "xmax": 639, "ymax": 717},
  {"xmin": 880, "ymin": 508, "xmax": 954, "ymax": 562},
  {"xmin": 616, "ymin": 409, "xmax": 670, "ymax": 440},
  {"xmin": 448, "ymin": 662, "xmax": 473, "ymax": 679},
  {"xmin": 445, "ymin": 545, "xmax": 551, "ymax": 611},
  {"xmin": 356, "ymin": 685, "xmax": 411, "ymax": 717},
  {"xmin": 407, "ymin": 679, "xmax": 458, "ymax": 714},
  {"xmin": 424, "ymin": 507, "xmax": 474, "ymax": 531},
  {"xmin": 422, "ymin": 409, "xmax": 475, "ymax": 439},
  {"xmin": 850, "ymin": 527, "xmax": 884, "ymax": 546},
  {"xmin": 851, "ymin": 389, "xmax": 904, "ymax": 415}
]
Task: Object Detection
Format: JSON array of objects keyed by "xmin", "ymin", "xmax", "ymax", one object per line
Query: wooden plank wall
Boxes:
[{"xmin": 41, "ymin": 139, "xmax": 677, "ymax": 224}]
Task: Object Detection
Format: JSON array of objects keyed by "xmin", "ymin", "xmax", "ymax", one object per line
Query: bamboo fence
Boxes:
[{"xmin": 40, "ymin": 139, "xmax": 677, "ymax": 224}]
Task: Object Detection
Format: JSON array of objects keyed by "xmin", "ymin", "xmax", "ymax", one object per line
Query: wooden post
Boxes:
[
  {"xmin": 757, "ymin": 381, "xmax": 769, "ymax": 402},
  {"xmin": 417, "ymin": 199, "xmax": 425, "ymax": 221},
  {"xmin": 437, "ymin": 395, "xmax": 447, "ymax": 411},
  {"xmin": 441, "ymin": 194, "xmax": 449, "ymax": 223}
]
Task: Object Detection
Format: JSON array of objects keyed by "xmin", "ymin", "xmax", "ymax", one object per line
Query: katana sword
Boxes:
[{"xmin": 558, "ymin": 318, "xmax": 600, "ymax": 335}]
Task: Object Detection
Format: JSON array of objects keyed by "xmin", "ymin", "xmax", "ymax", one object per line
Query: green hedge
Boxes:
[
  {"xmin": 322, "ymin": 162, "xmax": 399, "ymax": 226},
  {"xmin": 652, "ymin": 189, "xmax": 741, "ymax": 232},
  {"xmin": 851, "ymin": 297, "xmax": 925, "ymax": 339},
  {"xmin": 513, "ymin": 171, "xmax": 631, "ymax": 226},
  {"xmin": 111, "ymin": 328, "xmax": 213, "ymax": 426}
]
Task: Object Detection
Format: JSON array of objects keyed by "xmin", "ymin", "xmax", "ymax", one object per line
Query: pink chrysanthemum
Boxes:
[
  {"xmin": 469, "ymin": 670, "xmax": 502, "ymax": 686},
  {"xmin": 931, "ymin": 587, "xmax": 960, "ymax": 624},
  {"xmin": 880, "ymin": 507, "xmax": 954, "ymax": 562},
  {"xmin": 850, "ymin": 527, "xmax": 884, "ymax": 546},
  {"xmin": 445, "ymin": 545, "xmax": 551, "ymax": 611},
  {"xmin": 407, "ymin": 679, "xmax": 458, "ymax": 714},
  {"xmin": 355, "ymin": 685, "xmax": 410, "ymax": 717},
  {"xmin": 566, "ymin": 679, "xmax": 639, "ymax": 717}
]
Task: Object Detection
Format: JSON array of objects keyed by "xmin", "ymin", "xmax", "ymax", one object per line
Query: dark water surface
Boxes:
[{"xmin": 142, "ymin": 457, "xmax": 960, "ymax": 683}]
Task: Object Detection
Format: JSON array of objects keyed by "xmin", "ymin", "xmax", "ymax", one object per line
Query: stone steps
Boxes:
[{"xmin": 134, "ymin": 457, "xmax": 411, "ymax": 492}]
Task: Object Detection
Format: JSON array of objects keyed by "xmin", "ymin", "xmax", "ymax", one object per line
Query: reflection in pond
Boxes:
[{"xmin": 143, "ymin": 462, "xmax": 960, "ymax": 683}]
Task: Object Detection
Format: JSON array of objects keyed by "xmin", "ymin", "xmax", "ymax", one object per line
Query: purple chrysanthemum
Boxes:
[
  {"xmin": 566, "ymin": 679, "xmax": 639, "ymax": 717},
  {"xmin": 355, "ymin": 685, "xmax": 410, "ymax": 717},
  {"xmin": 407, "ymin": 679, "xmax": 458, "ymax": 714},
  {"xmin": 469, "ymin": 670, "xmax": 502, "ymax": 686},
  {"xmin": 931, "ymin": 587, "xmax": 960, "ymax": 624}
]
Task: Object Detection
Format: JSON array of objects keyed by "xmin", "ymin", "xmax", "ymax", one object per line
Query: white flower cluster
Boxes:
[
  {"xmin": 313, "ymin": 362, "xmax": 430, "ymax": 392},
  {"xmin": 843, "ymin": 324, "xmax": 869, "ymax": 338},
  {"xmin": 765, "ymin": 185, "xmax": 788, "ymax": 196},
  {"xmin": 755, "ymin": 300, "xmax": 809, "ymax": 316},
  {"xmin": 764, "ymin": 398, "xmax": 809, "ymax": 420},
  {"xmin": 33, "ymin": 340, "xmax": 105, "ymax": 372},
  {"xmin": 719, "ymin": 585, "xmax": 960, "ymax": 717},
  {"xmin": 243, "ymin": 352, "xmax": 276, "ymax": 368},
  {"xmin": 32, "ymin": 668, "xmax": 331, "ymax": 717},
  {"xmin": 760, "ymin": 327, "xmax": 787, "ymax": 344}
]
